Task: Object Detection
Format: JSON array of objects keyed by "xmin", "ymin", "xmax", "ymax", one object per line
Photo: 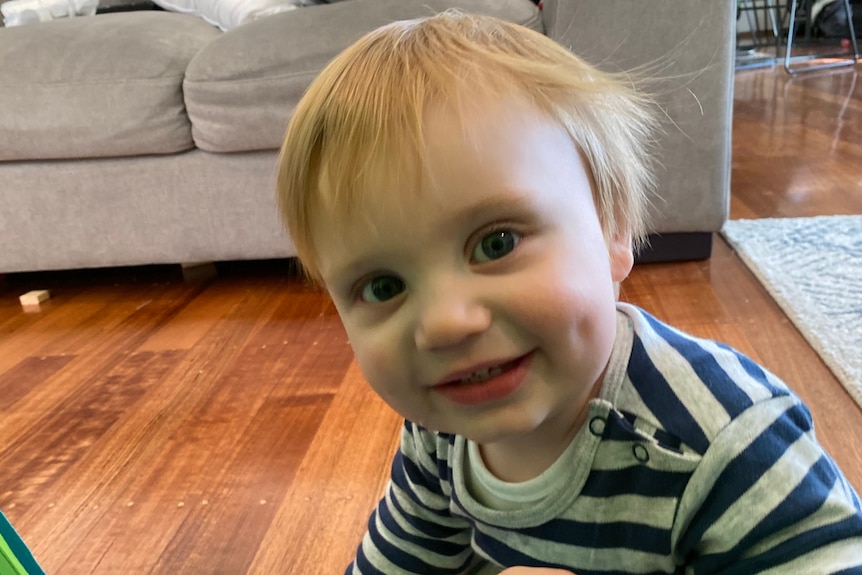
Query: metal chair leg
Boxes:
[{"xmin": 785, "ymin": 0, "xmax": 860, "ymax": 74}]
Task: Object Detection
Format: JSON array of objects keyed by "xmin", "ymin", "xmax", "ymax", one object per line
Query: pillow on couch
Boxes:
[{"xmin": 152, "ymin": 0, "xmax": 328, "ymax": 30}]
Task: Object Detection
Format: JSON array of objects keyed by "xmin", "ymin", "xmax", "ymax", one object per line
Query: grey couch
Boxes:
[{"xmin": 0, "ymin": 0, "xmax": 734, "ymax": 274}]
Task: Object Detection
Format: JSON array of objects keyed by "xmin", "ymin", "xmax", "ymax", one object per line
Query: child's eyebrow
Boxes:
[
  {"xmin": 323, "ymin": 254, "xmax": 382, "ymax": 289},
  {"xmin": 447, "ymin": 192, "xmax": 534, "ymax": 228}
]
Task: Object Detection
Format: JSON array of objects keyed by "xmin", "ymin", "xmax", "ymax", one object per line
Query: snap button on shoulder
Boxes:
[
  {"xmin": 589, "ymin": 416, "xmax": 606, "ymax": 436},
  {"xmin": 632, "ymin": 443, "xmax": 650, "ymax": 463}
]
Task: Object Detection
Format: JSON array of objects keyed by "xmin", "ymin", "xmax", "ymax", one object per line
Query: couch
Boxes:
[{"xmin": 0, "ymin": 0, "xmax": 735, "ymax": 274}]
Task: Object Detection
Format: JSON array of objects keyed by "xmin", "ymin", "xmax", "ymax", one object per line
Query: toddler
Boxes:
[{"xmin": 276, "ymin": 11, "xmax": 862, "ymax": 574}]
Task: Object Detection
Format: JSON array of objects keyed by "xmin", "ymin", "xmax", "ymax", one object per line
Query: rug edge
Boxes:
[{"xmin": 720, "ymin": 218, "xmax": 862, "ymax": 410}]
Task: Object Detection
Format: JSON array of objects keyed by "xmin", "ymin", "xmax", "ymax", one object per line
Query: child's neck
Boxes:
[{"xmin": 478, "ymin": 380, "xmax": 603, "ymax": 483}]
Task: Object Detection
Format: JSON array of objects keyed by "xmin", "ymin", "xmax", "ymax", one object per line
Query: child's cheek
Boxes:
[{"xmin": 351, "ymin": 339, "xmax": 399, "ymax": 398}]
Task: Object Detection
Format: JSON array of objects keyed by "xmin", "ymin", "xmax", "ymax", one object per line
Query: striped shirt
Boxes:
[{"xmin": 347, "ymin": 303, "xmax": 862, "ymax": 574}]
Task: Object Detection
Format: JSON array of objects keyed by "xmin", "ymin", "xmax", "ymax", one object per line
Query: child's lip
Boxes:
[{"xmin": 432, "ymin": 352, "xmax": 534, "ymax": 406}]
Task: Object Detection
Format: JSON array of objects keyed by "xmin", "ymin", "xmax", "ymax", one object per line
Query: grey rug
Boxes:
[{"xmin": 721, "ymin": 216, "xmax": 862, "ymax": 409}]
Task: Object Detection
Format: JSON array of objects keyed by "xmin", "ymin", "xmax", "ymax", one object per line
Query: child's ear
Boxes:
[{"xmin": 608, "ymin": 231, "xmax": 635, "ymax": 284}]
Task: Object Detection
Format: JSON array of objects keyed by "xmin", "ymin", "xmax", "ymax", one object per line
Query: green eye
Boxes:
[
  {"xmin": 473, "ymin": 230, "xmax": 520, "ymax": 263},
  {"xmin": 360, "ymin": 275, "xmax": 405, "ymax": 303}
]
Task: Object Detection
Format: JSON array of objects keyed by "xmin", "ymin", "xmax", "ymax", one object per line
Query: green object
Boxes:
[{"xmin": 0, "ymin": 511, "xmax": 44, "ymax": 575}]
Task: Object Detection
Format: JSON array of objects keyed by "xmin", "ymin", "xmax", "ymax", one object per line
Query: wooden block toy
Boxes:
[{"xmin": 19, "ymin": 289, "xmax": 51, "ymax": 312}]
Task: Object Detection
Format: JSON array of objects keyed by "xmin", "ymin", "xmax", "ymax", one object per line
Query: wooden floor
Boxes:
[{"xmin": 2, "ymin": 64, "xmax": 862, "ymax": 574}]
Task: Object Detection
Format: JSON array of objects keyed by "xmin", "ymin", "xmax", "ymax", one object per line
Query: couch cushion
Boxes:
[
  {"xmin": 184, "ymin": 0, "xmax": 542, "ymax": 153},
  {"xmin": 0, "ymin": 12, "xmax": 220, "ymax": 161}
]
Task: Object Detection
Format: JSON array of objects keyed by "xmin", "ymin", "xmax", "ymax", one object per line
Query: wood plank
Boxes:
[{"xmin": 247, "ymin": 362, "xmax": 402, "ymax": 574}]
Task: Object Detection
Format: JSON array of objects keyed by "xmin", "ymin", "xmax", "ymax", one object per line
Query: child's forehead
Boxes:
[{"xmin": 310, "ymin": 94, "xmax": 553, "ymax": 229}]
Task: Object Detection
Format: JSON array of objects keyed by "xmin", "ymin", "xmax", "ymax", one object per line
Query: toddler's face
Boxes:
[{"xmin": 312, "ymin": 98, "xmax": 633, "ymax": 450}]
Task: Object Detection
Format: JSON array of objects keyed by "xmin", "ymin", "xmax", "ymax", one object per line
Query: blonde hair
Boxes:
[{"xmin": 277, "ymin": 10, "xmax": 657, "ymax": 284}]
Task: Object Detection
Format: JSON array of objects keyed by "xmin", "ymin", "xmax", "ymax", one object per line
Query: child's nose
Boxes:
[{"xmin": 413, "ymin": 289, "xmax": 491, "ymax": 351}]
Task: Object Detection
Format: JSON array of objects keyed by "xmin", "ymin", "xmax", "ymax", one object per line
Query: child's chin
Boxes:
[{"xmin": 458, "ymin": 420, "xmax": 540, "ymax": 446}]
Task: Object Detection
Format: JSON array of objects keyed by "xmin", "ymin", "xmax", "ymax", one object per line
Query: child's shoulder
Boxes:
[
  {"xmin": 618, "ymin": 301, "xmax": 791, "ymax": 400},
  {"xmin": 615, "ymin": 302, "xmax": 801, "ymax": 454}
]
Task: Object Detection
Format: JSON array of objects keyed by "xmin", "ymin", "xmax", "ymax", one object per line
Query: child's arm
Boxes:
[
  {"xmin": 346, "ymin": 421, "xmax": 479, "ymax": 575},
  {"xmin": 677, "ymin": 394, "xmax": 862, "ymax": 572}
]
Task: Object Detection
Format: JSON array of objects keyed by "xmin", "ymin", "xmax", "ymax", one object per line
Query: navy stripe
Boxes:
[
  {"xmin": 398, "ymin": 451, "xmax": 445, "ymax": 496},
  {"xmin": 387, "ymin": 485, "xmax": 466, "ymax": 540},
  {"xmin": 642, "ymin": 313, "xmax": 755, "ymax": 418},
  {"xmin": 429, "ymin": 433, "xmax": 456, "ymax": 484},
  {"xmin": 679, "ymin": 401, "xmax": 812, "ymax": 553},
  {"xmin": 652, "ymin": 427, "xmax": 683, "ymax": 452},
  {"xmin": 352, "ymin": 543, "xmax": 373, "ymax": 574},
  {"xmin": 582, "ymin": 467, "xmax": 691, "ymax": 499},
  {"xmin": 438, "ymin": 456, "xmax": 452, "ymax": 485},
  {"xmin": 514, "ymin": 518, "xmax": 671, "ymax": 554},
  {"xmin": 628, "ymin": 332, "xmax": 710, "ymax": 454},
  {"xmin": 603, "ymin": 410, "xmax": 639, "ymax": 440}
]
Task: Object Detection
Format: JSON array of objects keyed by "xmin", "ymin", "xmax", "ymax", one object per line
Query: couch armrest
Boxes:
[{"xmin": 540, "ymin": 0, "xmax": 735, "ymax": 241}]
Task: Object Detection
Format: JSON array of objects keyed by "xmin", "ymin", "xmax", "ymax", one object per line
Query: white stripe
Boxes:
[
  {"xmin": 614, "ymin": 373, "xmax": 662, "ymax": 427},
  {"xmin": 570, "ymin": 494, "xmax": 679, "ymax": 529},
  {"xmin": 697, "ymin": 338, "xmax": 780, "ymax": 404},
  {"xmin": 630, "ymin": 310, "xmax": 732, "ymax": 439}
]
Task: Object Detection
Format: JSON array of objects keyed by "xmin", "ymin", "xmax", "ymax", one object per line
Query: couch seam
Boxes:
[
  {"xmin": 1, "ymin": 76, "xmax": 187, "ymax": 88},
  {"xmin": 183, "ymin": 69, "xmax": 319, "ymax": 86}
]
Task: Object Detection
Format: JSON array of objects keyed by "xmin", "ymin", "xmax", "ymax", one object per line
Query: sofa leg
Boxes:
[
  {"xmin": 181, "ymin": 262, "xmax": 218, "ymax": 282},
  {"xmin": 635, "ymin": 232, "xmax": 714, "ymax": 264}
]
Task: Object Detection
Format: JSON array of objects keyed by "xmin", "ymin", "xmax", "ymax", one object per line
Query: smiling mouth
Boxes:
[{"xmin": 433, "ymin": 353, "xmax": 532, "ymax": 406}]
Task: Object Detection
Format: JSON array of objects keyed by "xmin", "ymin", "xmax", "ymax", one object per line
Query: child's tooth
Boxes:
[{"xmin": 458, "ymin": 365, "xmax": 503, "ymax": 385}]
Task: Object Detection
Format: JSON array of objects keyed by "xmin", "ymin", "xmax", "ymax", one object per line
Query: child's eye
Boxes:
[
  {"xmin": 360, "ymin": 275, "xmax": 405, "ymax": 303},
  {"xmin": 472, "ymin": 230, "xmax": 520, "ymax": 263}
]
